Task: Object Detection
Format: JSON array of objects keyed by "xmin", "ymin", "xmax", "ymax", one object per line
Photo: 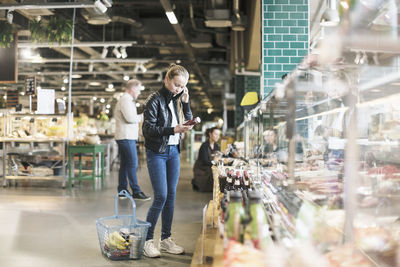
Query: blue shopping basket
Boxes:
[{"xmin": 96, "ymin": 190, "xmax": 151, "ymax": 260}]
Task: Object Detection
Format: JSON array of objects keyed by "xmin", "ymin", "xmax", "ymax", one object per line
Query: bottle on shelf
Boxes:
[
  {"xmin": 225, "ymin": 169, "xmax": 234, "ymax": 191},
  {"xmin": 233, "ymin": 170, "xmax": 242, "ymax": 191},
  {"xmin": 244, "ymin": 191, "xmax": 270, "ymax": 250},
  {"xmin": 224, "ymin": 191, "xmax": 246, "ymax": 245}
]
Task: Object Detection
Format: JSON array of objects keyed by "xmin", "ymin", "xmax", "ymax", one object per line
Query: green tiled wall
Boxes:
[
  {"xmin": 262, "ymin": 0, "xmax": 309, "ymax": 97},
  {"xmin": 235, "ymin": 75, "xmax": 260, "ymax": 127}
]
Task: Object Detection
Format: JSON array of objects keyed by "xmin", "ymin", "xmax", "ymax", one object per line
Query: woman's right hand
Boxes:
[{"xmin": 174, "ymin": 124, "xmax": 193, "ymax": 133}]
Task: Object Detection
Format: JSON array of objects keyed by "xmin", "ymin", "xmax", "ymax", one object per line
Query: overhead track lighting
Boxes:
[
  {"xmin": 101, "ymin": 0, "xmax": 113, "ymax": 8},
  {"xmin": 120, "ymin": 46, "xmax": 128, "ymax": 59},
  {"xmin": 139, "ymin": 63, "xmax": 147, "ymax": 73},
  {"xmin": 123, "ymin": 74, "xmax": 129, "ymax": 81},
  {"xmin": 88, "ymin": 62, "xmax": 94, "ymax": 72},
  {"xmin": 112, "ymin": 47, "xmax": 122, "ymax": 58},
  {"xmin": 7, "ymin": 10, "xmax": 13, "ymax": 24},
  {"xmin": 94, "ymin": 0, "xmax": 107, "ymax": 14},
  {"xmin": 359, "ymin": 51, "xmax": 368, "ymax": 64},
  {"xmin": 101, "ymin": 47, "xmax": 108, "ymax": 58}
]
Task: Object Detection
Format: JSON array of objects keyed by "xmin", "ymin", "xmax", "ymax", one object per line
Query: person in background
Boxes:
[
  {"xmin": 142, "ymin": 64, "xmax": 193, "ymax": 258},
  {"xmin": 114, "ymin": 79, "xmax": 150, "ymax": 201},
  {"xmin": 263, "ymin": 129, "xmax": 278, "ymax": 154},
  {"xmin": 192, "ymin": 127, "xmax": 221, "ymax": 192}
]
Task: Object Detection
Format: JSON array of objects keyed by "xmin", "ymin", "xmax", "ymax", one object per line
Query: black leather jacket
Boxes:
[{"xmin": 143, "ymin": 85, "xmax": 192, "ymax": 153}]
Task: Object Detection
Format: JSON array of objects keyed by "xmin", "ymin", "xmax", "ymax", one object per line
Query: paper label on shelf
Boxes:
[{"xmin": 328, "ymin": 137, "xmax": 345, "ymax": 150}]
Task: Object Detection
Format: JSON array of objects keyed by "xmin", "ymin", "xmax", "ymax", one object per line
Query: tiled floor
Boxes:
[{"xmin": 0, "ymin": 153, "xmax": 211, "ymax": 267}]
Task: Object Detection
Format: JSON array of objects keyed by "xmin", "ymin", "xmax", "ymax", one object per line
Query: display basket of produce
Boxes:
[{"xmin": 96, "ymin": 190, "xmax": 150, "ymax": 260}]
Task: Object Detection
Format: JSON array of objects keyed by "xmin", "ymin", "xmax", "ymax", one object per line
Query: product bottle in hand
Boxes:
[{"xmin": 183, "ymin": 117, "xmax": 201, "ymax": 126}]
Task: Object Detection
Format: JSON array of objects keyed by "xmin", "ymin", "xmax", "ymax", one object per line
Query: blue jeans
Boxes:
[
  {"xmin": 145, "ymin": 145, "xmax": 180, "ymax": 241},
  {"xmin": 116, "ymin": 140, "xmax": 141, "ymax": 194}
]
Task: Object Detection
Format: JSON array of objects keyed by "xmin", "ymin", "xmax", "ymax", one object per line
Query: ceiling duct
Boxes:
[
  {"xmin": 232, "ymin": 0, "xmax": 246, "ymax": 31},
  {"xmin": 112, "ymin": 16, "xmax": 142, "ymax": 28},
  {"xmin": 190, "ymin": 33, "xmax": 213, "ymax": 48},
  {"xmin": 204, "ymin": 9, "xmax": 231, "ymax": 27},
  {"xmin": 81, "ymin": 8, "xmax": 111, "ymax": 25}
]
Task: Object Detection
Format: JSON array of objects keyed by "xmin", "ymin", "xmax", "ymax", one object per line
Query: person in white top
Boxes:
[{"xmin": 114, "ymin": 79, "xmax": 150, "ymax": 201}]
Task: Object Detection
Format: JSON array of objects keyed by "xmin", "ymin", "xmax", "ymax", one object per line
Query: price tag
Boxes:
[{"xmin": 24, "ymin": 76, "xmax": 36, "ymax": 96}]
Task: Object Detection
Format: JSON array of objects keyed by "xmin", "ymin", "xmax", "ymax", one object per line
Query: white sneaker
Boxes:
[
  {"xmin": 143, "ymin": 239, "xmax": 161, "ymax": 258},
  {"xmin": 160, "ymin": 237, "xmax": 185, "ymax": 255}
]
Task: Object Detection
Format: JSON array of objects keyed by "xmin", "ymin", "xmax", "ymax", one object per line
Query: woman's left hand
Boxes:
[{"xmin": 182, "ymin": 87, "xmax": 189, "ymax": 103}]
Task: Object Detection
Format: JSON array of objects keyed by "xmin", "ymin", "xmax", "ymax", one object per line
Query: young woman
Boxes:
[
  {"xmin": 142, "ymin": 64, "xmax": 193, "ymax": 258},
  {"xmin": 192, "ymin": 127, "xmax": 221, "ymax": 192}
]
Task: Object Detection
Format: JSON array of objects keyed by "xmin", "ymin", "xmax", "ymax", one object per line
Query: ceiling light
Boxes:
[
  {"xmin": 100, "ymin": 98, "xmax": 105, "ymax": 103},
  {"xmin": 112, "ymin": 47, "xmax": 122, "ymax": 58},
  {"xmin": 106, "ymin": 104, "xmax": 111, "ymax": 109},
  {"xmin": 189, "ymin": 79, "xmax": 199, "ymax": 84},
  {"xmin": 20, "ymin": 92, "xmax": 25, "ymax": 96},
  {"xmin": 105, "ymin": 87, "xmax": 115, "ymax": 92},
  {"xmin": 61, "ymin": 86, "xmax": 66, "ymax": 91},
  {"xmin": 123, "ymin": 74, "xmax": 129, "ymax": 81},
  {"xmin": 63, "ymin": 97, "xmax": 67, "ymax": 101},
  {"xmin": 207, "ymin": 108, "xmax": 213, "ymax": 114},
  {"xmin": 320, "ymin": 0, "xmax": 340, "ymax": 27},
  {"xmin": 7, "ymin": 10, "xmax": 13, "ymax": 24},
  {"xmin": 340, "ymin": 1, "xmax": 349, "ymax": 10},
  {"xmin": 176, "ymin": 59, "xmax": 181, "ymax": 64},
  {"xmin": 94, "ymin": 0, "xmax": 107, "ymax": 13},
  {"xmin": 71, "ymin": 74, "xmax": 82, "ymax": 79},
  {"xmin": 136, "ymin": 102, "xmax": 140, "ymax": 107},
  {"xmin": 108, "ymin": 83, "xmax": 114, "ymax": 89},
  {"xmin": 21, "ymin": 48, "xmax": 32, "ymax": 58},
  {"xmin": 101, "ymin": 47, "xmax": 108, "ymax": 58},
  {"xmin": 93, "ymin": 96, "xmax": 97, "ymax": 101},
  {"xmin": 165, "ymin": 11, "xmax": 178, "ymax": 24},
  {"xmin": 88, "ymin": 62, "xmax": 94, "ymax": 72},
  {"xmin": 63, "ymin": 77, "xmax": 68, "ymax": 83},
  {"xmin": 120, "ymin": 47, "xmax": 128, "ymax": 59},
  {"xmin": 89, "ymin": 81, "xmax": 101, "ymax": 86},
  {"xmin": 139, "ymin": 85, "xmax": 145, "ymax": 91},
  {"xmin": 105, "ymin": 109, "xmax": 110, "ymax": 114}
]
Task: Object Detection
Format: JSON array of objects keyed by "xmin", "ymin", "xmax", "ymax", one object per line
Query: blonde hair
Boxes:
[
  {"xmin": 165, "ymin": 64, "xmax": 189, "ymax": 81},
  {"xmin": 165, "ymin": 64, "xmax": 188, "ymax": 124}
]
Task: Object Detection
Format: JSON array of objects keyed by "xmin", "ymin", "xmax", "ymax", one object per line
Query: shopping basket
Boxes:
[{"xmin": 96, "ymin": 190, "xmax": 151, "ymax": 260}]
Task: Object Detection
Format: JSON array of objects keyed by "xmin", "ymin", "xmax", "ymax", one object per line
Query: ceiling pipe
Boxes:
[
  {"xmin": 160, "ymin": 0, "xmax": 212, "ymax": 100},
  {"xmin": 19, "ymin": 58, "xmax": 151, "ymax": 63},
  {"xmin": 19, "ymin": 70, "xmax": 163, "ymax": 76},
  {"xmin": 112, "ymin": 16, "xmax": 142, "ymax": 28},
  {"xmin": 0, "ymin": 1, "xmax": 97, "ymax": 10},
  {"xmin": 189, "ymin": 0, "xmax": 221, "ymax": 34},
  {"xmin": 18, "ymin": 41, "xmax": 137, "ymax": 48}
]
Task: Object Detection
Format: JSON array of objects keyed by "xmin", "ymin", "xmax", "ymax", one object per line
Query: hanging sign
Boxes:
[{"xmin": 25, "ymin": 76, "xmax": 36, "ymax": 96}]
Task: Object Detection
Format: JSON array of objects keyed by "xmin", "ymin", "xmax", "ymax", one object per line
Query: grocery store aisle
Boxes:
[{"xmin": 0, "ymin": 152, "xmax": 211, "ymax": 267}]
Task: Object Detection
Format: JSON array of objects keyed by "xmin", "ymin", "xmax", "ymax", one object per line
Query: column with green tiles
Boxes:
[{"xmin": 262, "ymin": 0, "xmax": 309, "ymax": 97}]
